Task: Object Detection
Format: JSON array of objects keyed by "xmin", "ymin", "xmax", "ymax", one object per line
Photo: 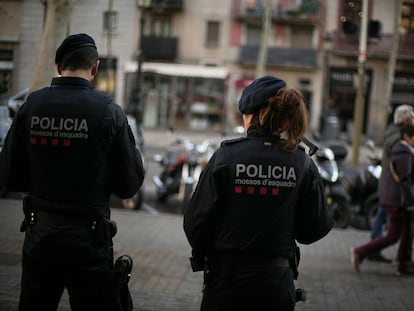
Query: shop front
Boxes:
[
  {"xmin": 124, "ymin": 62, "xmax": 229, "ymax": 131},
  {"xmin": 322, "ymin": 67, "xmax": 372, "ymax": 140}
]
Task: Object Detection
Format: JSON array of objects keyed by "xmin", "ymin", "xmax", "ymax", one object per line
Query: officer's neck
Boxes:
[{"xmin": 60, "ymin": 70, "xmax": 94, "ymax": 81}]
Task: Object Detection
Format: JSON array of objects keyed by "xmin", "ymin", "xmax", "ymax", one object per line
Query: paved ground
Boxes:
[
  {"xmin": 1, "ymin": 198, "xmax": 414, "ymax": 311},
  {"xmin": 1, "ymin": 129, "xmax": 412, "ymax": 310}
]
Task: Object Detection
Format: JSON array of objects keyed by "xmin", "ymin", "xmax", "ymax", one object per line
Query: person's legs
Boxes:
[
  {"xmin": 201, "ymin": 267, "xmax": 295, "ymax": 311},
  {"xmin": 352, "ymin": 207, "xmax": 405, "ymax": 271},
  {"xmin": 65, "ymin": 249, "xmax": 118, "ymax": 311},
  {"xmin": 368, "ymin": 205, "xmax": 391, "ymax": 262},
  {"xmin": 370, "ymin": 205, "xmax": 386, "ymax": 240},
  {"xmin": 19, "ymin": 257, "xmax": 65, "ymax": 311},
  {"xmin": 396, "ymin": 210, "xmax": 414, "ymax": 274}
]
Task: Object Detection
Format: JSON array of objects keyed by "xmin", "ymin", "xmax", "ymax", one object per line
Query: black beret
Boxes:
[
  {"xmin": 238, "ymin": 75, "xmax": 286, "ymax": 114},
  {"xmin": 55, "ymin": 33, "xmax": 97, "ymax": 64}
]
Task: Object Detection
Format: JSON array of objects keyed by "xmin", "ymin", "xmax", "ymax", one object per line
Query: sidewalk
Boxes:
[{"xmin": 1, "ymin": 198, "xmax": 414, "ymax": 311}]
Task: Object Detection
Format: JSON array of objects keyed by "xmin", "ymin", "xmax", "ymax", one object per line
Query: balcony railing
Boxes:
[
  {"xmin": 233, "ymin": 0, "xmax": 319, "ymax": 26},
  {"xmin": 150, "ymin": 0, "xmax": 183, "ymax": 12},
  {"xmin": 141, "ymin": 36, "xmax": 178, "ymax": 61},
  {"xmin": 239, "ymin": 45, "xmax": 317, "ymax": 68},
  {"xmin": 333, "ymin": 31, "xmax": 414, "ymax": 59}
]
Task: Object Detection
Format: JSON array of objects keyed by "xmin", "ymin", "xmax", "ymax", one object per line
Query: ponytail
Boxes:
[{"xmin": 258, "ymin": 87, "xmax": 308, "ymax": 151}]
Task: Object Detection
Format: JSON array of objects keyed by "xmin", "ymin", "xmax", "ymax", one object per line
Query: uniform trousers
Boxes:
[
  {"xmin": 201, "ymin": 262, "xmax": 296, "ymax": 311},
  {"xmin": 18, "ymin": 216, "xmax": 118, "ymax": 311}
]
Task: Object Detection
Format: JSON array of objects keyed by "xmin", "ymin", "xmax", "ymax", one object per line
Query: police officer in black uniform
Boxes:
[
  {"xmin": 183, "ymin": 76, "xmax": 334, "ymax": 311},
  {"xmin": 0, "ymin": 33, "xmax": 144, "ymax": 311}
]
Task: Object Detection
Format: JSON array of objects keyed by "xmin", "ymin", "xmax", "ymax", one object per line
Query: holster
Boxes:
[
  {"xmin": 289, "ymin": 246, "xmax": 301, "ymax": 280},
  {"xmin": 20, "ymin": 196, "xmax": 34, "ymax": 232}
]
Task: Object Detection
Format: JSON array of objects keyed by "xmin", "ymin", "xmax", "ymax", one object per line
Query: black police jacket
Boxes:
[
  {"xmin": 184, "ymin": 127, "xmax": 334, "ymax": 260},
  {"xmin": 0, "ymin": 77, "xmax": 144, "ymax": 217}
]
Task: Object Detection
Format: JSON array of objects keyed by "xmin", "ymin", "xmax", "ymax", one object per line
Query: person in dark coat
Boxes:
[
  {"xmin": 183, "ymin": 75, "xmax": 334, "ymax": 311},
  {"xmin": 352, "ymin": 123, "xmax": 414, "ymax": 275},
  {"xmin": 368, "ymin": 104, "xmax": 414, "ymax": 263},
  {"xmin": 0, "ymin": 33, "xmax": 144, "ymax": 310}
]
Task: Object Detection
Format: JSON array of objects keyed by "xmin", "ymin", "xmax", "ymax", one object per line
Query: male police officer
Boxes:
[{"xmin": 0, "ymin": 33, "xmax": 144, "ymax": 311}]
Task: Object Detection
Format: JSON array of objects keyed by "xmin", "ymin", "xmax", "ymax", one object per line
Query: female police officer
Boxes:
[
  {"xmin": 183, "ymin": 75, "xmax": 334, "ymax": 311},
  {"xmin": 0, "ymin": 34, "xmax": 144, "ymax": 310}
]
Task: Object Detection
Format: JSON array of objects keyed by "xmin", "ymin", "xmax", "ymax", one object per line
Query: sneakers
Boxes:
[
  {"xmin": 367, "ymin": 253, "xmax": 392, "ymax": 263},
  {"xmin": 351, "ymin": 248, "xmax": 361, "ymax": 273}
]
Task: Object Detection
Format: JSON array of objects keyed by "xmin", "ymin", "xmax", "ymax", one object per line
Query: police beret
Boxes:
[
  {"xmin": 55, "ymin": 33, "xmax": 97, "ymax": 64},
  {"xmin": 238, "ymin": 75, "xmax": 286, "ymax": 114}
]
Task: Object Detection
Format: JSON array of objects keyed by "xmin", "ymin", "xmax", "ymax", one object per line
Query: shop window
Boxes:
[{"xmin": 206, "ymin": 21, "xmax": 220, "ymax": 47}]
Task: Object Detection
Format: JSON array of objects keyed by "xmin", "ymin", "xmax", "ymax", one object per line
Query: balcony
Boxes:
[
  {"xmin": 233, "ymin": 0, "xmax": 319, "ymax": 26},
  {"xmin": 141, "ymin": 36, "xmax": 178, "ymax": 61},
  {"xmin": 332, "ymin": 31, "xmax": 414, "ymax": 60},
  {"xmin": 150, "ymin": 0, "xmax": 183, "ymax": 12},
  {"xmin": 239, "ymin": 45, "xmax": 317, "ymax": 69}
]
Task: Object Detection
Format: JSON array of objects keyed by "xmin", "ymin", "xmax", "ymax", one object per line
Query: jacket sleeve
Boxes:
[
  {"xmin": 393, "ymin": 151, "xmax": 414, "ymax": 205},
  {"xmin": 0, "ymin": 108, "xmax": 30, "ymax": 191},
  {"xmin": 109, "ymin": 105, "xmax": 144, "ymax": 199},
  {"xmin": 183, "ymin": 151, "xmax": 226, "ymax": 258},
  {"xmin": 294, "ymin": 159, "xmax": 334, "ymax": 244}
]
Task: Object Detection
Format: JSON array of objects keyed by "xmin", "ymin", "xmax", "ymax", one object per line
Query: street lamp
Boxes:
[{"xmin": 131, "ymin": 0, "xmax": 151, "ymax": 125}]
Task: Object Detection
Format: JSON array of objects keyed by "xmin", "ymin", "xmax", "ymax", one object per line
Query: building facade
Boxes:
[{"xmin": 1, "ymin": 0, "xmax": 413, "ymax": 142}]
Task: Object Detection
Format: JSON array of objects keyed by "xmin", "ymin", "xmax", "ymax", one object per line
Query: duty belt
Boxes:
[
  {"xmin": 220, "ymin": 254, "xmax": 290, "ymax": 269},
  {"xmin": 35, "ymin": 210, "xmax": 98, "ymax": 231}
]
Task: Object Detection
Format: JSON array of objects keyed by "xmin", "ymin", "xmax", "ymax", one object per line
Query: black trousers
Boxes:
[
  {"xmin": 18, "ymin": 218, "xmax": 118, "ymax": 311},
  {"xmin": 200, "ymin": 265, "xmax": 296, "ymax": 311}
]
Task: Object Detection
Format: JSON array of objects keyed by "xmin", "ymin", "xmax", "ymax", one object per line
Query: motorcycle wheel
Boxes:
[
  {"xmin": 331, "ymin": 198, "xmax": 350, "ymax": 228},
  {"xmin": 363, "ymin": 194, "xmax": 379, "ymax": 230},
  {"xmin": 156, "ymin": 191, "xmax": 168, "ymax": 202},
  {"xmin": 122, "ymin": 188, "xmax": 144, "ymax": 210}
]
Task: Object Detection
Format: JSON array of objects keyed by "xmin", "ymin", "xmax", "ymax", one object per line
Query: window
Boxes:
[
  {"xmin": 246, "ymin": 25, "xmax": 262, "ymax": 46},
  {"xmin": 0, "ymin": 49, "xmax": 13, "ymax": 97},
  {"xmin": 340, "ymin": 0, "xmax": 362, "ymax": 35},
  {"xmin": 291, "ymin": 26, "xmax": 313, "ymax": 48},
  {"xmin": 151, "ymin": 16, "xmax": 172, "ymax": 37},
  {"xmin": 401, "ymin": 3, "xmax": 414, "ymax": 35},
  {"xmin": 206, "ymin": 21, "xmax": 220, "ymax": 47},
  {"xmin": 103, "ymin": 10, "xmax": 118, "ymax": 32}
]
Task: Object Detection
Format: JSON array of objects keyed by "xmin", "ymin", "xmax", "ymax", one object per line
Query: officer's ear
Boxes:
[
  {"xmin": 56, "ymin": 63, "xmax": 63, "ymax": 76},
  {"xmin": 91, "ymin": 60, "xmax": 100, "ymax": 77}
]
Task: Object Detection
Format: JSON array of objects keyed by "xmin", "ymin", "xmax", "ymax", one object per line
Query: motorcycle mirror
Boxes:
[{"xmin": 153, "ymin": 154, "xmax": 163, "ymax": 163}]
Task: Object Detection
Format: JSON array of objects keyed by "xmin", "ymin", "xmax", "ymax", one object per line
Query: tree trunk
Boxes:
[{"xmin": 30, "ymin": 0, "xmax": 77, "ymax": 91}]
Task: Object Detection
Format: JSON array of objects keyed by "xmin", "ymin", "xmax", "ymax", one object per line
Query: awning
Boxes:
[{"xmin": 124, "ymin": 61, "xmax": 229, "ymax": 79}]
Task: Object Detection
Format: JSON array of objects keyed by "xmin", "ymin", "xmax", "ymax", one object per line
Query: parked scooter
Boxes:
[
  {"xmin": 153, "ymin": 136, "xmax": 214, "ymax": 212},
  {"xmin": 340, "ymin": 147, "xmax": 382, "ymax": 230},
  {"xmin": 313, "ymin": 145, "xmax": 351, "ymax": 228}
]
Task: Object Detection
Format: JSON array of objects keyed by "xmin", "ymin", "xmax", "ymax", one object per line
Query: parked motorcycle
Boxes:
[
  {"xmin": 314, "ymin": 145, "xmax": 351, "ymax": 228},
  {"xmin": 340, "ymin": 152, "xmax": 382, "ymax": 230},
  {"xmin": 153, "ymin": 136, "xmax": 214, "ymax": 212}
]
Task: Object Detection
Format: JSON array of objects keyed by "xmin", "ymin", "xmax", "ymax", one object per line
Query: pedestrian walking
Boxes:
[
  {"xmin": 0, "ymin": 33, "xmax": 144, "ymax": 310},
  {"xmin": 183, "ymin": 75, "xmax": 334, "ymax": 311},
  {"xmin": 368, "ymin": 104, "xmax": 414, "ymax": 263},
  {"xmin": 352, "ymin": 123, "xmax": 414, "ymax": 276}
]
